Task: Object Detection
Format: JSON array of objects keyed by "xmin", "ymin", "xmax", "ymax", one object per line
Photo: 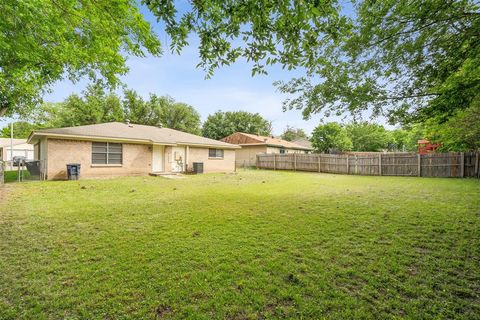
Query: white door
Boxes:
[
  {"xmin": 171, "ymin": 146, "xmax": 185, "ymax": 172},
  {"xmin": 152, "ymin": 145, "xmax": 164, "ymax": 172}
]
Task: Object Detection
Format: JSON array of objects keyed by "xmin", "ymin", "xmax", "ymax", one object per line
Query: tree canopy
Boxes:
[
  {"xmin": 311, "ymin": 122, "xmax": 352, "ymax": 153},
  {"xmin": 0, "ymin": 0, "xmax": 161, "ymax": 117},
  {"xmin": 26, "ymin": 85, "xmax": 202, "ymax": 135},
  {"xmin": 345, "ymin": 122, "xmax": 390, "ymax": 152},
  {"xmin": 123, "ymin": 91, "xmax": 202, "ymax": 134},
  {"xmin": 202, "ymin": 111, "xmax": 271, "ymax": 140},
  {"xmin": 146, "ymin": 0, "xmax": 479, "ymax": 125}
]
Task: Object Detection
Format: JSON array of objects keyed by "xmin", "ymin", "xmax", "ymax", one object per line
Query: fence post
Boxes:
[
  {"xmin": 460, "ymin": 152, "xmax": 465, "ymax": 178},
  {"xmin": 475, "ymin": 152, "xmax": 479, "ymax": 178},
  {"xmin": 318, "ymin": 154, "xmax": 321, "ymax": 173},
  {"xmin": 346, "ymin": 155, "xmax": 349, "ymax": 174},
  {"xmin": 378, "ymin": 154, "xmax": 382, "ymax": 176},
  {"xmin": 273, "ymin": 154, "xmax": 276, "ymax": 170},
  {"xmin": 417, "ymin": 154, "xmax": 421, "ymax": 177},
  {"xmin": 293, "ymin": 153, "xmax": 297, "ymax": 171},
  {"xmin": 355, "ymin": 155, "xmax": 358, "ymax": 174}
]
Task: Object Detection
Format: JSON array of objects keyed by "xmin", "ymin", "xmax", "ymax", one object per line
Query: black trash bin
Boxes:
[
  {"xmin": 66, "ymin": 163, "xmax": 81, "ymax": 180},
  {"xmin": 192, "ymin": 162, "xmax": 204, "ymax": 174}
]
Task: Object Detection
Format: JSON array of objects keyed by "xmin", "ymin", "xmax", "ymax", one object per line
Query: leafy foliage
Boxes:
[
  {"xmin": 146, "ymin": 0, "xmax": 480, "ymax": 126},
  {"xmin": 281, "ymin": 126, "xmax": 308, "ymax": 142},
  {"xmin": 34, "ymin": 85, "xmax": 124, "ymax": 128},
  {"xmin": 0, "ymin": 0, "xmax": 161, "ymax": 117},
  {"xmin": 0, "ymin": 121, "xmax": 41, "ymax": 139},
  {"xmin": 423, "ymin": 100, "xmax": 480, "ymax": 151},
  {"xmin": 202, "ymin": 111, "xmax": 271, "ymax": 140},
  {"xmin": 26, "ymin": 85, "xmax": 202, "ymax": 135},
  {"xmin": 123, "ymin": 91, "xmax": 202, "ymax": 134},
  {"xmin": 345, "ymin": 122, "xmax": 390, "ymax": 152},
  {"xmin": 144, "ymin": 0, "xmax": 345, "ymax": 77},
  {"xmin": 311, "ymin": 122, "xmax": 352, "ymax": 153}
]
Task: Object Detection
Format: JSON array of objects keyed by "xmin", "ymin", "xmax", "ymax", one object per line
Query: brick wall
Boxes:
[
  {"xmin": 46, "ymin": 139, "xmax": 152, "ymax": 180},
  {"xmin": 187, "ymin": 147, "xmax": 236, "ymax": 173}
]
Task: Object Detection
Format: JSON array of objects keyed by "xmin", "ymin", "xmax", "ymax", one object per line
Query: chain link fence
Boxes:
[{"xmin": 2, "ymin": 160, "xmax": 47, "ymax": 182}]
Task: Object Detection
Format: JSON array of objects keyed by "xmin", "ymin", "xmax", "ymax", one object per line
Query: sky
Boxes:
[{"xmin": 1, "ymin": 2, "xmax": 386, "ymax": 136}]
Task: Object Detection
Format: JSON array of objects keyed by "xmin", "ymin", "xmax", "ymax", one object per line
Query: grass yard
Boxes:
[
  {"xmin": 0, "ymin": 170, "xmax": 479, "ymax": 319},
  {"xmin": 3, "ymin": 170, "xmax": 30, "ymax": 183}
]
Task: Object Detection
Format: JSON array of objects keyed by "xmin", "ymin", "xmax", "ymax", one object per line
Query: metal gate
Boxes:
[{"xmin": 2, "ymin": 160, "xmax": 46, "ymax": 182}]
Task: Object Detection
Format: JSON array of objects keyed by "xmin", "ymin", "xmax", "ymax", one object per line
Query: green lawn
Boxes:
[
  {"xmin": 0, "ymin": 171, "xmax": 479, "ymax": 319},
  {"xmin": 3, "ymin": 170, "xmax": 31, "ymax": 183}
]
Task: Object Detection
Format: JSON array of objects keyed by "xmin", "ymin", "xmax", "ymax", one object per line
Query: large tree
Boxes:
[
  {"xmin": 0, "ymin": 0, "xmax": 161, "ymax": 117},
  {"xmin": 123, "ymin": 92, "xmax": 202, "ymax": 134},
  {"xmin": 31, "ymin": 86, "xmax": 202, "ymax": 134},
  {"xmin": 145, "ymin": 0, "xmax": 479, "ymax": 125},
  {"xmin": 423, "ymin": 100, "xmax": 480, "ymax": 151},
  {"xmin": 35, "ymin": 85, "xmax": 124, "ymax": 128},
  {"xmin": 202, "ymin": 111, "xmax": 271, "ymax": 140},
  {"xmin": 311, "ymin": 122, "xmax": 352, "ymax": 153},
  {"xmin": 345, "ymin": 122, "xmax": 390, "ymax": 152}
]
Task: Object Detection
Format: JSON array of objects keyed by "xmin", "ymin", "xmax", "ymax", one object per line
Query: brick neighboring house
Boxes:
[
  {"xmin": 27, "ymin": 122, "xmax": 239, "ymax": 180},
  {"xmin": 221, "ymin": 132, "xmax": 314, "ymax": 166}
]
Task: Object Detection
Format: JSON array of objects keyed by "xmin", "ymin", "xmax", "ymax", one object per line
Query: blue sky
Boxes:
[{"xmin": 1, "ymin": 2, "xmax": 385, "ymax": 136}]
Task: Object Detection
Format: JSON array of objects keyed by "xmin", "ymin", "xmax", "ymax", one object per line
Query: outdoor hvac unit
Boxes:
[{"xmin": 192, "ymin": 162, "xmax": 204, "ymax": 174}]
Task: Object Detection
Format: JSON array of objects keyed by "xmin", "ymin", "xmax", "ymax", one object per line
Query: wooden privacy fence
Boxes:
[{"xmin": 256, "ymin": 152, "xmax": 480, "ymax": 178}]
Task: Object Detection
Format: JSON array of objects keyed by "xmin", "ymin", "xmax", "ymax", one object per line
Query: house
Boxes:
[
  {"xmin": 221, "ymin": 132, "xmax": 314, "ymax": 166},
  {"xmin": 27, "ymin": 122, "xmax": 240, "ymax": 180},
  {"xmin": 291, "ymin": 138, "xmax": 313, "ymax": 151},
  {"xmin": 0, "ymin": 138, "xmax": 35, "ymax": 163}
]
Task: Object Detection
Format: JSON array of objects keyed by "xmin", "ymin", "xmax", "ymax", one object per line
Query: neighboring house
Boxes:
[
  {"xmin": 27, "ymin": 122, "xmax": 239, "ymax": 180},
  {"xmin": 0, "ymin": 138, "xmax": 34, "ymax": 162},
  {"xmin": 291, "ymin": 138, "xmax": 313, "ymax": 151},
  {"xmin": 221, "ymin": 132, "xmax": 314, "ymax": 166}
]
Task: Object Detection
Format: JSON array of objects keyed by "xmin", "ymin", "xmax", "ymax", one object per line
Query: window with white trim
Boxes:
[
  {"xmin": 92, "ymin": 142, "xmax": 122, "ymax": 164},
  {"xmin": 208, "ymin": 148, "xmax": 224, "ymax": 159}
]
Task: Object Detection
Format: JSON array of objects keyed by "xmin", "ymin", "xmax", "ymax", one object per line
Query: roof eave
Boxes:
[
  {"xmin": 238, "ymin": 142, "xmax": 312, "ymax": 150},
  {"xmin": 27, "ymin": 132, "xmax": 154, "ymax": 145},
  {"xmin": 177, "ymin": 142, "xmax": 241, "ymax": 149}
]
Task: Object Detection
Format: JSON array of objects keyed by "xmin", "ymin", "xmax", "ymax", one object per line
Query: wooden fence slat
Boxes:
[
  {"xmin": 255, "ymin": 152, "xmax": 478, "ymax": 178},
  {"xmin": 461, "ymin": 152, "xmax": 465, "ymax": 178},
  {"xmin": 475, "ymin": 153, "xmax": 479, "ymax": 177},
  {"xmin": 418, "ymin": 154, "xmax": 421, "ymax": 177},
  {"xmin": 378, "ymin": 154, "xmax": 382, "ymax": 176}
]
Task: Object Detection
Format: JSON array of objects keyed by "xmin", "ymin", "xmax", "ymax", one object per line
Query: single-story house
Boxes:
[
  {"xmin": 27, "ymin": 122, "xmax": 240, "ymax": 180},
  {"xmin": 0, "ymin": 138, "xmax": 34, "ymax": 162},
  {"xmin": 220, "ymin": 132, "xmax": 314, "ymax": 166}
]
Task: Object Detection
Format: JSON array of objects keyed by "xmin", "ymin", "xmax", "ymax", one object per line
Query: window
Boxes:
[
  {"xmin": 208, "ymin": 148, "xmax": 224, "ymax": 159},
  {"xmin": 279, "ymin": 148, "xmax": 286, "ymax": 154},
  {"xmin": 92, "ymin": 142, "xmax": 122, "ymax": 165}
]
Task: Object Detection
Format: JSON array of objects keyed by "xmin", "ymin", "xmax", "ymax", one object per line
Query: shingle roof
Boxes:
[
  {"xmin": 28, "ymin": 122, "xmax": 239, "ymax": 149},
  {"xmin": 221, "ymin": 132, "xmax": 313, "ymax": 150},
  {"xmin": 291, "ymin": 138, "xmax": 313, "ymax": 149}
]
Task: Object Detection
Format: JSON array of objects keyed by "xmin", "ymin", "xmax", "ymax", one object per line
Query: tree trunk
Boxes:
[{"xmin": 0, "ymin": 107, "xmax": 7, "ymax": 118}]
